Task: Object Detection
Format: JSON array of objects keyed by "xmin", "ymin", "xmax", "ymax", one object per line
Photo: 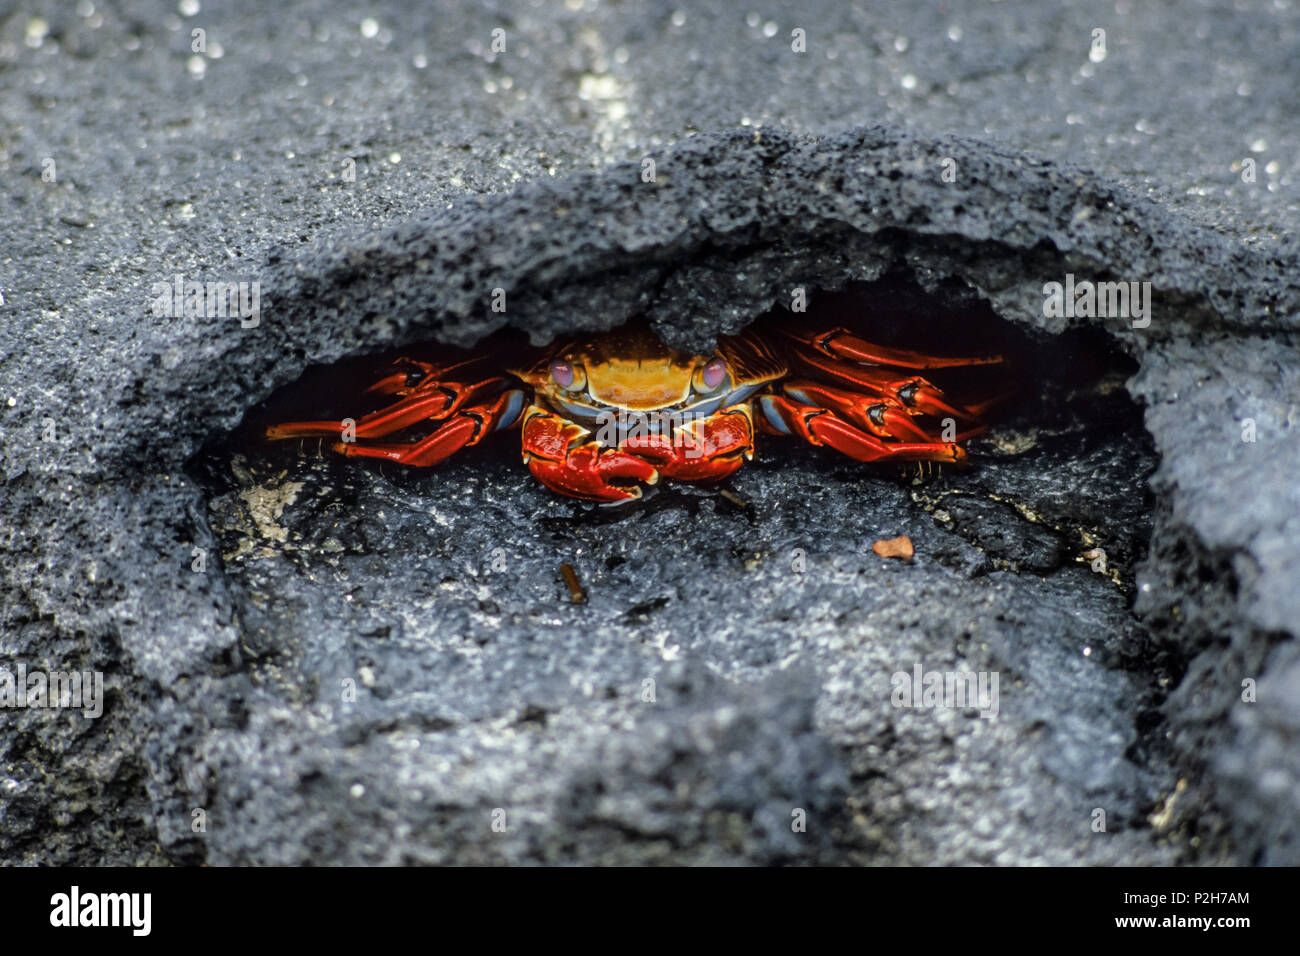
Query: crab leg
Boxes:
[
  {"xmin": 774, "ymin": 323, "xmax": 1004, "ymax": 422},
  {"xmin": 362, "ymin": 354, "xmax": 501, "ymax": 398},
  {"xmin": 267, "ymin": 375, "xmax": 514, "ymax": 442},
  {"xmin": 783, "ymin": 345, "xmax": 989, "ymax": 424},
  {"xmin": 521, "ymin": 407, "xmax": 659, "ymax": 503},
  {"xmin": 757, "ymin": 394, "xmax": 966, "ymax": 464},
  {"xmin": 266, "ymin": 391, "xmax": 454, "ymax": 441},
  {"xmin": 326, "ymin": 388, "xmax": 528, "ymax": 466},
  {"xmin": 777, "ymin": 381, "xmax": 935, "ymax": 441},
  {"xmin": 781, "ymin": 326, "xmax": 1003, "ymax": 369}
]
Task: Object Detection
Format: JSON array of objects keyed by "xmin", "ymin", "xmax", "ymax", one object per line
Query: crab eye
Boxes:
[
  {"xmin": 550, "ymin": 360, "xmax": 575, "ymax": 389},
  {"xmin": 701, "ymin": 357, "xmax": 727, "ymax": 391}
]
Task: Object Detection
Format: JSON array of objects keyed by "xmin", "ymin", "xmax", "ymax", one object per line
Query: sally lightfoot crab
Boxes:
[{"xmin": 265, "ymin": 320, "xmax": 1006, "ymax": 503}]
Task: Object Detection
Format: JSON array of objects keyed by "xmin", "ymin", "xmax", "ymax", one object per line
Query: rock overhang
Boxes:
[{"xmin": 193, "ymin": 124, "xmax": 1293, "ymax": 463}]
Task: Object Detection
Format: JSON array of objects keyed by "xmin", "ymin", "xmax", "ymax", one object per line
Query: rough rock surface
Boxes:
[{"xmin": 1, "ymin": 1, "xmax": 1296, "ymax": 864}]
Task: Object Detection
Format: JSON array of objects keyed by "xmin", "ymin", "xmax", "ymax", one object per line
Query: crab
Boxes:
[{"xmin": 264, "ymin": 319, "xmax": 1004, "ymax": 504}]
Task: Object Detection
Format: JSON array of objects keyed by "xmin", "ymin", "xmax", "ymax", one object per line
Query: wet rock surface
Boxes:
[{"xmin": 2, "ymin": 0, "xmax": 1297, "ymax": 864}]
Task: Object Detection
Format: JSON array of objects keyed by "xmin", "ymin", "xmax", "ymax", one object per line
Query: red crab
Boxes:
[{"xmin": 265, "ymin": 320, "xmax": 1004, "ymax": 503}]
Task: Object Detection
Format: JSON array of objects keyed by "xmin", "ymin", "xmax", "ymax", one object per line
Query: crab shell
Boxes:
[
  {"xmin": 512, "ymin": 323, "xmax": 786, "ymax": 428},
  {"xmin": 503, "ymin": 324, "xmax": 795, "ymax": 501}
]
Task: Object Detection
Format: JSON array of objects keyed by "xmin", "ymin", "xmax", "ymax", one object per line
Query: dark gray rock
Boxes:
[{"xmin": 1, "ymin": 0, "xmax": 1296, "ymax": 865}]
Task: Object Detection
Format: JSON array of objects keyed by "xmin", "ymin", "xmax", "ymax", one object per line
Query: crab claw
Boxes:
[
  {"xmin": 620, "ymin": 408, "xmax": 753, "ymax": 482},
  {"xmin": 522, "ymin": 407, "xmax": 659, "ymax": 503},
  {"xmin": 525, "ymin": 444, "xmax": 659, "ymax": 503}
]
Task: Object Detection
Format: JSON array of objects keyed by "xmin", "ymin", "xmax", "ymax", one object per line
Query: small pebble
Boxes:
[{"xmin": 873, "ymin": 535, "xmax": 914, "ymax": 561}]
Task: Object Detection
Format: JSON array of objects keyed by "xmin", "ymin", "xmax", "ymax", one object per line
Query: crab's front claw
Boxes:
[
  {"xmin": 522, "ymin": 407, "xmax": 658, "ymax": 503},
  {"xmin": 620, "ymin": 408, "xmax": 753, "ymax": 482},
  {"xmin": 525, "ymin": 444, "xmax": 658, "ymax": 503}
]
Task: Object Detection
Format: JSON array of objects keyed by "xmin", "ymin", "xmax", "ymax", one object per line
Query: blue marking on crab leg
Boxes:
[
  {"xmin": 685, "ymin": 381, "xmax": 763, "ymax": 419},
  {"xmin": 551, "ymin": 395, "xmax": 604, "ymax": 426},
  {"xmin": 494, "ymin": 389, "xmax": 529, "ymax": 430},
  {"xmin": 722, "ymin": 382, "xmax": 765, "ymax": 407},
  {"xmin": 758, "ymin": 396, "xmax": 792, "ymax": 434}
]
